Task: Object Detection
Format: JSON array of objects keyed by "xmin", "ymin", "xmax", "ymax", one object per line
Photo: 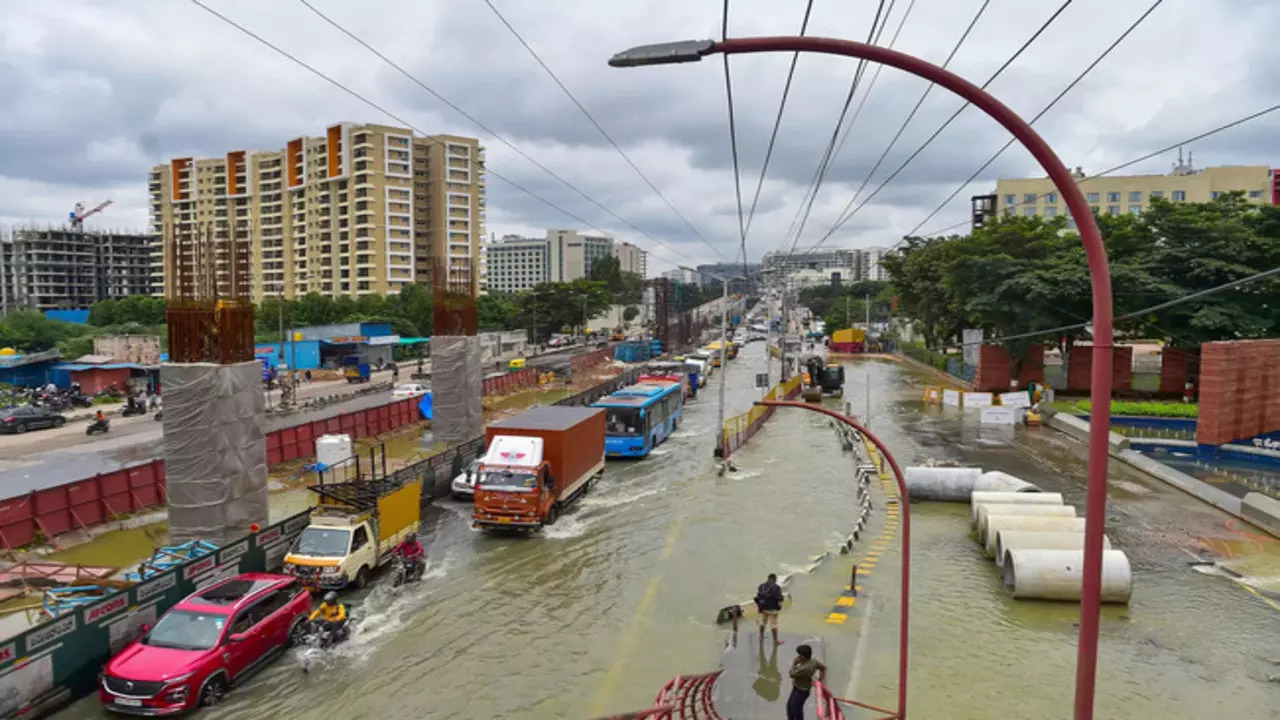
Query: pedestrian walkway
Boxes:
[{"xmin": 713, "ymin": 632, "xmax": 827, "ymax": 719}]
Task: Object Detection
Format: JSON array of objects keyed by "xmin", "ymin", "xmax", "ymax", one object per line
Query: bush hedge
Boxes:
[{"xmin": 1073, "ymin": 399, "xmax": 1198, "ymax": 418}]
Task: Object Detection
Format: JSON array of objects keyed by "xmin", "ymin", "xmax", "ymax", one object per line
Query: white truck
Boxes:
[{"xmin": 283, "ymin": 476, "xmax": 422, "ymax": 591}]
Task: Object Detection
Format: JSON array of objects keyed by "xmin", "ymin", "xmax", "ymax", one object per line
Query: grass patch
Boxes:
[{"xmin": 1073, "ymin": 399, "xmax": 1198, "ymax": 418}]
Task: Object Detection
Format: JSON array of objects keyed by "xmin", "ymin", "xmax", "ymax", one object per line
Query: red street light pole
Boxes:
[{"xmin": 611, "ymin": 37, "xmax": 1115, "ymax": 720}]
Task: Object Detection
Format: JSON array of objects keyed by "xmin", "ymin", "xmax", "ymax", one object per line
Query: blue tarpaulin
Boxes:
[{"xmin": 418, "ymin": 392, "xmax": 433, "ymax": 420}]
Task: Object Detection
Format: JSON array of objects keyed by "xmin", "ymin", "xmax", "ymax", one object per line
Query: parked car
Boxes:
[
  {"xmin": 450, "ymin": 459, "xmax": 482, "ymax": 500},
  {"xmin": 98, "ymin": 573, "xmax": 311, "ymax": 715},
  {"xmin": 0, "ymin": 405, "xmax": 65, "ymax": 434},
  {"xmin": 390, "ymin": 383, "xmax": 428, "ymax": 400}
]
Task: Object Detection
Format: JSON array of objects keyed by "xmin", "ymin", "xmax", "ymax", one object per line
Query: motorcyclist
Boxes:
[
  {"xmin": 394, "ymin": 531, "xmax": 425, "ymax": 581},
  {"xmin": 94, "ymin": 409, "xmax": 106, "ymax": 424},
  {"xmin": 308, "ymin": 591, "xmax": 348, "ymax": 639}
]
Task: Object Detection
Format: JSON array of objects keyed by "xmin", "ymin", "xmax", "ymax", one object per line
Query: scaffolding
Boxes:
[{"xmin": 0, "ymin": 225, "xmax": 154, "ymax": 312}]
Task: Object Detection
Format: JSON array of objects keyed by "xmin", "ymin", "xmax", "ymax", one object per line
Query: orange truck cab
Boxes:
[{"xmin": 473, "ymin": 406, "xmax": 605, "ymax": 531}]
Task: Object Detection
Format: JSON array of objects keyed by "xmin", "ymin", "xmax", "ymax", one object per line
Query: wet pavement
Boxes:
[{"xmin": 42, "ymin": 351, "xmax": 1280, "ymax": 719}]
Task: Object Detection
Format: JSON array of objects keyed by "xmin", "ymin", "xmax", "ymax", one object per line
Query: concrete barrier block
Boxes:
[
  {"xmin": 1046, "ymin": 412, "xmax": 1130, "ymax": 452},
  {"xmin": 1240, "ymin": 492, "xmax": 1280, "ymax": 537}
]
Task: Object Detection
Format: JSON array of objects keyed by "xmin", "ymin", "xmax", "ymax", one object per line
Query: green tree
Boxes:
[
  {"xmin": 477, "ymin": 293, "xmax": 520, "ymax": 330},
  {"xmin": 623, "ymin": 306, "xmax": 640, "ymax": 323}
]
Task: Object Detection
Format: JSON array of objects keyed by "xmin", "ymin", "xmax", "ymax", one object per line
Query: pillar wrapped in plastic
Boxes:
[
  {"xmin": 432, "ymin": 335, "xmax": 483, "ymax": 444},
  {"xmin": 161, "ymin": 361, "xmax": 268, "ymax": 545}
]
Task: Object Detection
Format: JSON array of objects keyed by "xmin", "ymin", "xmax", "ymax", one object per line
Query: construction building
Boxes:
[
  {"xmin": 149, "ymin": 123, "xmax": 486, "ymax": 301},
  {"xmin": 0, "ymin": 226, "xmax": 154, "ymax": 312},
  {"xmin": 986, "ymin": 155, "xmax": 1277, "ymax": 229},
  {"xmin": 483, "ymin": 230, "xmax": 649, "ymax": 294}
]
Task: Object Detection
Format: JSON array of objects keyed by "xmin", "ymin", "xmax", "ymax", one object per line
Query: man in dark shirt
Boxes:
[
  {"xmin": 754, "ymin": 573, "xmax": 785, "ymax": 646},
  {"xmin": 787, "ymin": 643, "xmax": 827, "ymax": 720}
]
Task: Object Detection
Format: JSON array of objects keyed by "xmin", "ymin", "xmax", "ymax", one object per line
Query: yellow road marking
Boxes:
[
  {"xmin": 827, "ymin": 612, "xmax": 848, "ymax": 624},
  {"xmin": 836, "ymin": 596, "xmax": 856, "ymax": 607}
]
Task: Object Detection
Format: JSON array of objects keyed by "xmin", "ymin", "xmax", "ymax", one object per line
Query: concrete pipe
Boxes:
[
  {"xmin": 982, "ymin": 516, "xmax": 1087, "ymax": 555},
  {"xmin": 994, "ymin": 531, "xmax": 1112, "ymax": 567},
  {"xmin": 972, "ymin": 471, "xmax": 1041, "ymax": 494},
  {"xmin": 904, "ymin": 467, "xmax": 983, "ymax": 501},
  {"xmin": 976, "ymin": 504, "xmax": 1078, "ymax": 540},
  {"xmin": 1002, "ymin": 549, "xmax": 1132, "ymax": 603},
  {"xmin": 969, "ymin": 491, "xmax": 1065, "ymax": 526}
]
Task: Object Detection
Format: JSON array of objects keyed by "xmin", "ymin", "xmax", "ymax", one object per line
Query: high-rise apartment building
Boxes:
[
  {"xmin": 484, "ymin": 230, "xmax": 649, "ymax": 293},
  {"xmin": 149, "ymin": 123, "xmax": 485, "ymax": 301},
  {"xmin": 991, "ymin": 158, "xmax": 1277, "ymax": 228},
  {"xmin": 0, "ymin": 226, "xmax": 154, "ymax": 311},
  {"xmin": 761, "ymin": 249, "xmax": 859, "ymax": 276},
  {"xmin": 861, "ymin": 247, "xmax": 889, "ymax": 281}
]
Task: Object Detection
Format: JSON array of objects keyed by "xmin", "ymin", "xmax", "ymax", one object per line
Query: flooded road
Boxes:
[
  {"xmin": 828, "ymin": 358, "xmax": 1280, "ymax": 719},
  {"xmin": 52, "ymin": 343, "xmax": 872, "ymax": 719}
]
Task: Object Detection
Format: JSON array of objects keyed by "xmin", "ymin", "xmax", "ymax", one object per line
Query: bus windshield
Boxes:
[{"xmin": 605, "ymin": 408, "xmax": 642, "ymax": 437}]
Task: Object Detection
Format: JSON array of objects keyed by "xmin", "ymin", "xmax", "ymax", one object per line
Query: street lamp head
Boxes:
[{"xmin": 608, "ymin": 40, "xmax": 715, "ymax": 68}]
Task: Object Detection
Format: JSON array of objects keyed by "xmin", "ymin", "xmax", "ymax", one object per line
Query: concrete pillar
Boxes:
[{"xmin": 432, "ymin": 336, "xmax": 484, "ymax": 444}]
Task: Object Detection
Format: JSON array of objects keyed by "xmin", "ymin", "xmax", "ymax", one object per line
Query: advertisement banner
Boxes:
[{"xmin": 0, "ymin": 509, "xmax": 312, "ymax": 718}]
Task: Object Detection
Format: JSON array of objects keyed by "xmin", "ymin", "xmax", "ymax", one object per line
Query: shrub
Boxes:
[{"xmin": 1073, "ymin": 399, "xmax": 1198, "ymax": 418}]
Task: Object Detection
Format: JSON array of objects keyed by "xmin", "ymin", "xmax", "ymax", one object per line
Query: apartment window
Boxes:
[
  {"xmin": 1045, "ymin": 192, "xmax": 1058, "ymax": 205},
  {"xmin": 1149, "ymin": 190, "xmax": 1164, "ymax": 200},
  {"xmin": 1022, "ymin": 193, "xmax": 1036, "ymax": 205},
  {"xmin": 1086, "ymin": 192, "xmax": 1099, "ymax": 203},
  {"xmin": 1044, "ymin": 206, "xmax": 1058, "ymax": 218},
  {"xmin": 1128, "ymin": 191, "xmax": 1143, "ymax": 202},
  {"xmin": 1249, "ymin": 190, "xmax": 1264, "ymax": 199},
  {"xmin": 1172, "ymin": 190, "xmax": 1186, "ymax": 201},
  {"xmin": 1106, "ymin": 191, "xmax": 1120, "ymax": 202},
  {"xmin": 1106, "ymin": 205, "xmax": 1120, "ymax": 215},
  {"xmin": 1128, "ymin": 205, "xmax": 1142, "ymax": 215},
  {"xmin": 1022, "ymin": 206, "xmax": 1036, "ymax": 217}
]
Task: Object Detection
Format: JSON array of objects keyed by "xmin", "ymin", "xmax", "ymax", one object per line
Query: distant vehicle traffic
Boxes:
[
  {"xmin": 98, "ymin": 573, "xmax": 311, "ymax": 715},
  {"xmin": 0, "ymin": 405, "xmax": 65, "ymax": 433},
  {"xmin": 390, "ymin": 383, "xmax": 428, "ymax": 399}
]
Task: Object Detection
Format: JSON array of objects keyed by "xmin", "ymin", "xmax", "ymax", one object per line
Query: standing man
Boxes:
[
  {"xmin": 787, "ymin": 644, "xmax": 826, "ymax": 720},
  {"xmin": 754, "ymin": 573, "xmax": 785, "ymax": 646}
]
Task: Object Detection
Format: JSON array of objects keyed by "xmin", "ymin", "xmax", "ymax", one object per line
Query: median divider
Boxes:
[
  {"xmin": 721, "ymin": 376, "xmax": 803, "ymax": 457},
  {"xmin": 827, "ymin": 438, "xmax": 900, "ymax": 625}
]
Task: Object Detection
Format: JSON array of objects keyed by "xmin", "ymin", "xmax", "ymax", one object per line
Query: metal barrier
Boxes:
[
  {"xmin": 0, "ymin": 510, "xmax": 312, "ymax": 718},
  {"xmin": 0, "ymin": 460, "xmax": 167, "ymax": 550},
  {"xmin": 721, "ymin": 376, "xmax": 803, "ymax": 457},
  {"xmin": 481, "ymin": 368, "xmax": 537, "ymax": 396},
  {"xmin": 554, "ymin": 368, "xmax": 642, "ymax": 407},
  {"xmin": 268, "ymin": 396, "xmax": 421, "ymax": 465},
  {"xmin": 572, "ymin": 346, "xmax": 614, "ymax": 374}
]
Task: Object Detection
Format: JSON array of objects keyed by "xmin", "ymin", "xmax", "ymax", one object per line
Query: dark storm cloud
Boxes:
[{"xmin": 3, "ymin": 0, "xmax": 1280, "ymax": 263}]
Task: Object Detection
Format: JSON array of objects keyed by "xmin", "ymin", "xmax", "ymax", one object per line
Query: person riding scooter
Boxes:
[
  {"xmin": 393, "ymin": 532, "xmax": 425, "ymax": 582},
  {"xmin": 87, "ymin": 409, "xmax": 110, "ymax": 435},
  {"xmin": 308, "ymin": 591, "xmax": 349, "ymax": 643}
]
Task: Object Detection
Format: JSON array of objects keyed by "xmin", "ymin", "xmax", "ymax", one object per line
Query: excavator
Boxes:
[{"xmin": 801, "ymin": 355, "xmax": 845, "ymax": 402}]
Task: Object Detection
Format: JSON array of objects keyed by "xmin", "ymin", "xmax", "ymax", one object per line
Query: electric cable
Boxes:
[
  {"xmin": 812, "ymin": 0, "xmax": 991, "ymax": 249},
  {"xmin": 918, "ymin": 102, "xmax": 1280, "ymax": 237},
  {"xmin": 722, "ymin": 0, "xmax": 749, "ymax": 279},
  {"xmin": 477, "ymin": 0, "xmax": 726, "ymax": 260},
  {"xmin": 905, "ymin": 0, "xmax": 1164, "ymax": 237},
  {"xmin": 807, "ymin": 0, "xmax": 1074, "ymax": 252},
  {"xmin": 783, "ymin": 0, "xmax": 891, "ymax": 253},
  {"xmin": 190, "ymin": 0, "xmax": 704, "ymax": 269}
]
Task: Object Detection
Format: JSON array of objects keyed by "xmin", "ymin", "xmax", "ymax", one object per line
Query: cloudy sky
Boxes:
[{"xmin": 2, "ymin": 0, "xmax": 1276, "ymax": 275}]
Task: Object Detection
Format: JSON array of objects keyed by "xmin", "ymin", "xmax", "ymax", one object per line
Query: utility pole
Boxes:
[
  {"xmin": 865, "ymin": 293, "xmax": 872, "ymax": 427},
  {"xmin": 779, "ymin": 287, "xmax": 790, "ymax": 381},
  {"xmin": 715, "ymin": 278, "xmax": 729, "ymax": 457}
]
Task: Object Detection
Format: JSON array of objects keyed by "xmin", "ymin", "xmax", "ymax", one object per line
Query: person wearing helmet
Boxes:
[
  {"xmin": 309, "ymin": 591, "xmax": 348, "ymax": 639},
  {"xmin": 394, "ymin": 531, "xmax": 425, "ymax": 582}
]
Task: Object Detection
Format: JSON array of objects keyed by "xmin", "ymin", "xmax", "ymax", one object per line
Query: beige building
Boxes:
[
  {"xmin": 993, "ymin": 158, "xmax": 1275, "ymax": 228},
  {"xmin": 148, "ymin": 123, "xmax": 485, "ymax": 301}
]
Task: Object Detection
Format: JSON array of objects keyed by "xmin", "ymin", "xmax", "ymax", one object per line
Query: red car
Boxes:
[{"xmin": 99, "ymin": 572, "xmax": 311, "ymax": 715}]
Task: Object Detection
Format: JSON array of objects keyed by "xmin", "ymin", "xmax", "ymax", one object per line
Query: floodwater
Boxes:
[
  {"xmin": 832, "ymin": 359, "xmax": 1280, "ymax": 719},
  {"xmin": 46, "ymin": 352, "xmax": 1280, "ymax": 719},
  {"xmin": 51, "ymin": 343, "xmax": 870, "ymax": 719}
]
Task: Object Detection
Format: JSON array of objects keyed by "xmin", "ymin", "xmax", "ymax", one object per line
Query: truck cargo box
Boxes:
[{"xmin": 485, "ymin": 406, "xmax": 605, "ymax": 494}]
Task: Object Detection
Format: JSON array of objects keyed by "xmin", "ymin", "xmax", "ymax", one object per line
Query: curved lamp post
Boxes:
[{"xmin": 611, "ymin": 37, "xmax": 1115, "ymax": 720}]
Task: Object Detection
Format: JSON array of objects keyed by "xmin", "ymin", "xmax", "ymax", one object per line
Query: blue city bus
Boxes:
[{"xmin": 592, "ymin": 382, "xmax": 685, "ymax": 458}]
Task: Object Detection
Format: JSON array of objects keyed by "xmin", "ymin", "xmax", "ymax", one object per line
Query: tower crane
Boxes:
[{"xmin": 69, "ymin": 200, "xmax": 113, "ymax": 230}]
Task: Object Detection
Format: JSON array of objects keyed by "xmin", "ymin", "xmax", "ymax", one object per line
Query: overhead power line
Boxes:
[
  {"xmin": 190, "ymin": 0, "xmax": 702, "ymax": 270},
  {"xmin": 810, "ymin": 0, "xmax": 991, "ymax": 249},
  {"xmin": 905, "ymin": 0, "xmax": 1164, "ymax": 237},
  {"xmin": 295, "ymin": 0, "xmax": 703, "ymax": 267},
  {"xmin": 477, "ymin": 0, "xmax": 727, "ymax": 261},
  {"xmin": 783, "ymin": 0, "xmax": 892, "ymax": 253},
  {"xmin": 742, "ymin": 0, "xmax": 816, "ymax": 244},
  {"xmin": 807, "ymin": 0, "xmax": 1074, "ymax": 252},
  {"xmin": 937, "ymin": 264, "xmax": 1280, "ymax": 350},
  {"xmin": 917, "ymin": 102, "xmax": 1280, "ymax": 237},
  {"xmin": 721, "ymin": 0, "xmax": 748, "ymax": 276}
]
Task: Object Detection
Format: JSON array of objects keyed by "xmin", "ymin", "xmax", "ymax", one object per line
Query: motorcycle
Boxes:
[
  {"xmin": 121, "ymin": 400, "xmax": 146, "ymax": 417},
  {"xmin": 391, "ymin": 554, "xmax": 425, "ymax": 588},
  {"xmin": 86, "ymin": 417, "xmax": 110, "ymax": 436},
  {"xmin": 298, "ymin": 619, "xmax": 350, "ymax": 673}
]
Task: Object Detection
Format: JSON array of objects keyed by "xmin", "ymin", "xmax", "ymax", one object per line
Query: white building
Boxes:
[
  {"xmin": 861, "ymin": 247, "xmax": 889, "ymax": 281},
  {"xmin": 614, "ymin": 241, "xmax": 648, "ymax": 278},
  {"xmin": 484, "ymin": 235, "xmax": 550, "ymax": 294},
  {"xmin": 485, "ymin": 230, "xmax": 649, "ymax": 293}
]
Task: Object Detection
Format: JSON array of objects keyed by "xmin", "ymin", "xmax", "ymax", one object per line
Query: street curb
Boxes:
[
  {"xmin": 1042, "ymin": 412, "xmax": 1280, "ymax": 539},
  {"xmin": 896, "ymin": 353, "xmax": 975, "ymax": 391}
]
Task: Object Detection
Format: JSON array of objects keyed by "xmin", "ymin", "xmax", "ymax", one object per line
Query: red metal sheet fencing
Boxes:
[
  {"xmin": 572, "ymin": 347, "xmax": 613, "ymax": 374},
  {"xmin": 481, "ymin": 368, "xmax": 537, "ymax": 396},
  {"xmin": 266, "ymin": 395, "xmax": 422, "ymax": 465}
]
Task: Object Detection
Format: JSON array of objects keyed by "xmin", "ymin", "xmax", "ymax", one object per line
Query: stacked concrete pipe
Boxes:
[
  {"xmin": 976, "ymin": 504, "xmax": 1079, "ymax": 545},
  {"xmin": 905, "ymin": 467, "xmax": 1041, "ymax": 501},
  {"xmin": 969, "ymin": 491, "xmax": 1065, "ymax": 526},
  {"xmin": 1003, "ymin": 549, "xmax": 1132, "ymax": 603},
  {"xmin": 994, "ymin": 531, "xmax": 1112, "ymax": 567},
  {"xmin": 982, "ymin": 516, "xmax": 1087, "ymax": 555}
]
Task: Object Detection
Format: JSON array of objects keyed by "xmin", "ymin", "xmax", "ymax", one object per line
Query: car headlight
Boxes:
[
  {"xmin": 321, "ymin": 566, "xmax": 342, "ymax": 575},
  {"xmin": 163, "ymin": 672, "xmax": 196, "ymax": 687}
]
